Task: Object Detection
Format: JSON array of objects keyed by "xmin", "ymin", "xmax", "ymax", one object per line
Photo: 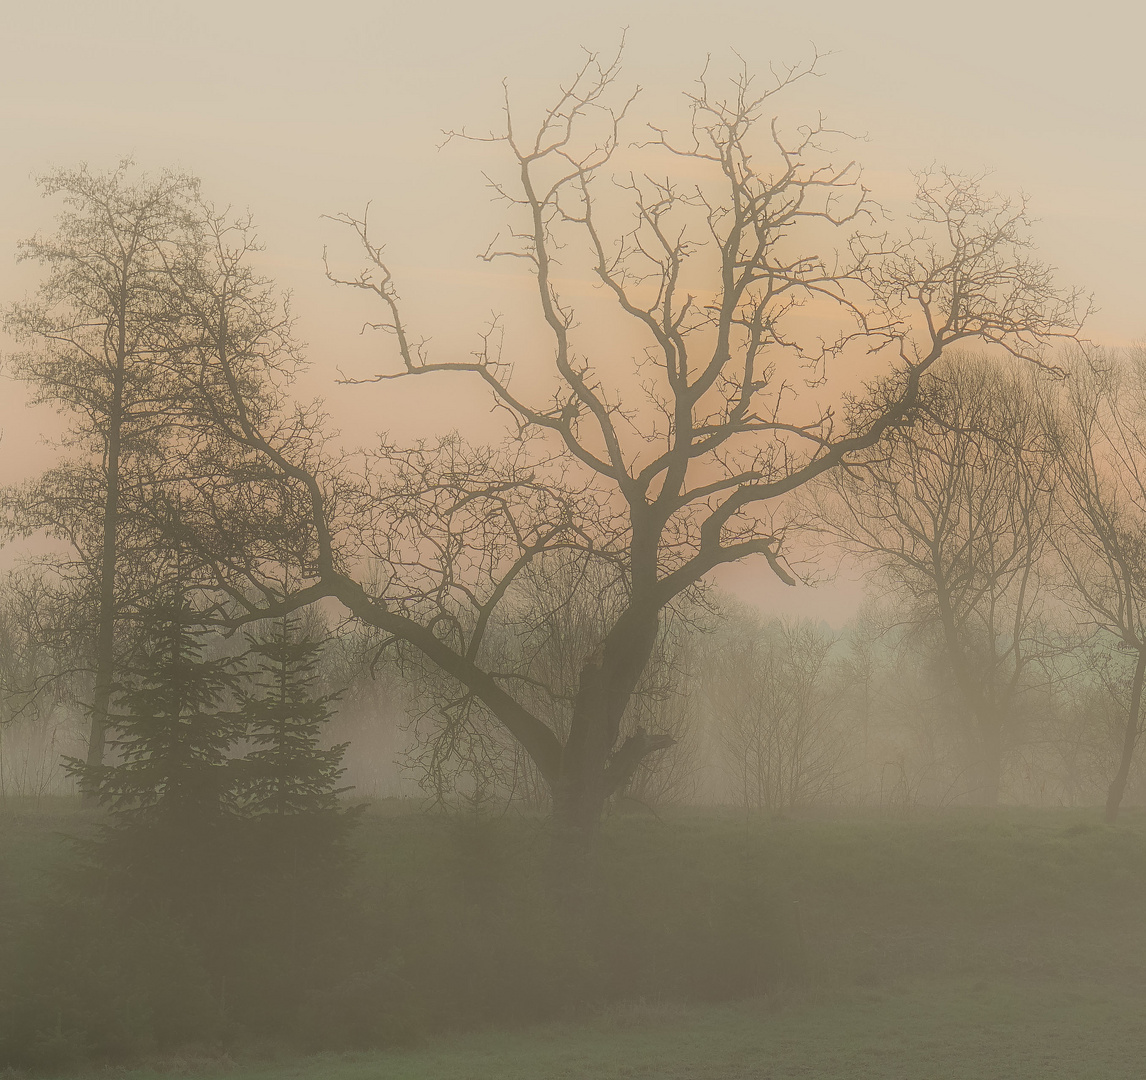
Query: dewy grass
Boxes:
[
  {"xmin": 105, "ymin": 979, "xmax": 1146, "ymax": 1080},
  {"xmin": 3, "ymin": 801, "xmax": 1145, "ymax": 1078}
]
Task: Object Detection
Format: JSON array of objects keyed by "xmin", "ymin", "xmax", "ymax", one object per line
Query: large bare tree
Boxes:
[{"xmin": 174, "ymin": 51, "xmax": 1082, "ymax": 834}]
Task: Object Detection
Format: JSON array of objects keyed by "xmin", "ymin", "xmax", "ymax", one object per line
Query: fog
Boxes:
[{"xmin": 1, "ymin": 3, "xmax": 1145, "ymax": 1078}]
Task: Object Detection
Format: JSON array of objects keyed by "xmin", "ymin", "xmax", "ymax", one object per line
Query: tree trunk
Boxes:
[
  {"xmin": 552, "ymin": 769, "xmax": 608, "ymax": 838},
  {"xmin": 551, "ymin": 710, "xmax": 675, "ymax": 837},
  {"xmin": 552, "ymin": 661, "xmax": 618, "ymax": 840},
  {"xmin": 81, "ymin": 337, "xmax": 126, "ymax": 805},
  {"xmin": 1105, "ymin": 647, "xmax": 1146, "ymax": 824},
  {"xmin": 550, "ymin": 606, "xmax": 667, "ymax": 839}
]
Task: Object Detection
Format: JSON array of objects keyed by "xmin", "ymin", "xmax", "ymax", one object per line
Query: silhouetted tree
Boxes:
[
  {"xmin": 818, "ymin": 355, "xmax": 1058, "ymax": 804},
  {"xmin": 5, "ymin": 164, "xmax": 203, "ymax": 792},
  {"xmin": 238, "ymin": 617, "xmax": 355, "ymax": 869},
  {"xmin": 64, "ymin": 589, "xmax": 241, "ymax": 904},
  {"xmin": 240, "ymin": 620, "xmax": 346, "ymax": 811},
  {"xmin": 1045, "ymin": 345, "xmax": 1146, "ymax": 820},
  {"xmin": 168, "ymin": 50, "xmax": 1083, "ymax": 837}
]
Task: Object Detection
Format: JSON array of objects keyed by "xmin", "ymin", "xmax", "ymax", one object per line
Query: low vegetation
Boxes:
[{"xmin": 2, "ymin": 801, "xmax": 1143, "ymax": 1077}]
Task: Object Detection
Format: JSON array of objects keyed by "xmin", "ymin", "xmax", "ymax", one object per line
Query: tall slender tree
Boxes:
[
  {"xmin": 1046, "ymin": 346, "xmax": 1146, "ymax": 821},
  {"xmin": 5, "ymin": 163, "xmax": 201, "ymax": 793},
  {"xmin": 817, "ymin": 355, "xmax": 1058, "ymax": 804}
]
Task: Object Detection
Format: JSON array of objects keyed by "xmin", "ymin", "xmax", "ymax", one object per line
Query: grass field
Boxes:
[
  {"xmin": 100, "ymin": 979, "xmax": 1146, "ymax": 1080},
  {"xmin": 3, "ymin": 801, "xmax": 1145, "ymax": 1078}
]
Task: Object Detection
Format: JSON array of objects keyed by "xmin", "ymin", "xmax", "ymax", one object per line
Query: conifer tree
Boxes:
[
  {"xmin": 229, "ymin": 619, "xmax": 357, "ymax": 1021},
  {"xmin": 65, "ymin": 590, "xmax": 241, "ymax": 901},
  {"xmin": 240, "ymin": 617, "xmax": 348, "ymax": 820},
  {"xmin": 237, "ymin": 617, "xmax": 356, "ymax": 896}
]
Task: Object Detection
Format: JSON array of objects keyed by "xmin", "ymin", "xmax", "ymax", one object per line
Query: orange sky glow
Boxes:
[{"xmin": 1, "ymin": 0, "xmax": 1142, "ymax": 623}]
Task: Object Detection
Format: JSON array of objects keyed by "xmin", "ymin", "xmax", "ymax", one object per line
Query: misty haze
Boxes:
[{"xmin": 1, "ymin": 2, "xmax": 1144, "ymax": 1078}]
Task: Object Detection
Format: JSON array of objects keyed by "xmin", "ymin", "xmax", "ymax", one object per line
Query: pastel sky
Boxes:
[{"xmin": 1, "ymin": 0, "xmax": 1141, "ymax": 621}]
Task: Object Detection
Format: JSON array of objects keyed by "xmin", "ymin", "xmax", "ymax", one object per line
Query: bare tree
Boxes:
[
  {"xmin": 0, "ymin": 569, "xmax": 89, "ymax": 804},
  {"xmin": 817, "ymin": 354, "xmax": 1060, "ymax": 804},
  {"xmin": 173, "ymin": 51, "xmax": 1082, "ymax": 835},
  {"xmin": 388, "ymin": 552, "xmax": 703, "ymax": 812},
  {"xmin": 1045, "ymin": 346, "xmax": 1146, "ymax": 821},
  {"xmin": 1039, "ymin": 642, "xmax": 1134, "ymax": 807},
  {"xmin": 710, "ymin": 615, "xmax": 846, "ymax": 814},
  {"xmin": 5, "ymin": 164, "xmax": 202, "ymax": 793}
]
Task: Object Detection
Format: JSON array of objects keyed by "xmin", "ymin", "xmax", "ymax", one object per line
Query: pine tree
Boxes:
[
  {"xmin": 239, "ymin": 617, "xmax": 349, "ymax": 820},
  {"xmin": 58, "ymin": 590, "xmax": 250, "ymax": 1033},
  {"xmin": 230, "ymin": 619, "xmax": 358, "ymax": 1024},
  {"xmin": 236, "ymin": 617, "xmax": 357, "ymax": 898},
  {"xmin": 65, "ymin": 591, "xmax": 241, "ymax": 902}
]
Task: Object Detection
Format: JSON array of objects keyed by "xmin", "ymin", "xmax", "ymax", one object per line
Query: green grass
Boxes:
[
  {"xmin": 4, "ymin": 801, "xmax": 1146, "ymax": 1079},
  {"xmin": 94, "ymin": 979, "xmax": 1146, "ymax": 1079}
]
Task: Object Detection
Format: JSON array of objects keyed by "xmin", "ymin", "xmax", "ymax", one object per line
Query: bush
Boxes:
[
  {"xmin": 0, "ymin": 899, "xmax": 219, "ymax": 1072},
  {"xmin": 0, "ymin": 805, "xmax": 802, "ymax": 1071}
]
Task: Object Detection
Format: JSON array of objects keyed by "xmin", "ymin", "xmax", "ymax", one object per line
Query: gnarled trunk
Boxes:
[{"xmin": 550, "ymin": 606, "xmax": 671, "ymax": 836}]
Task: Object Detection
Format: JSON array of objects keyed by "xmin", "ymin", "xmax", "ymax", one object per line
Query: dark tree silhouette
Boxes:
[
  {"xmin": 166, "ymin": 51, "xmax": 1083, "ymax": 836},
  {"xmin": 6, "ymin": 164, "xmax": 203, "ymax": 793},
  {"xmin": 65, "ymin": 590, "xmax": 241, "ymax": 901},
  {"xmin": 238, "ymin": 617, "xmax": 355, "ymax": 872},
  {"xmin": 240, "ymin": 619, "xmax": 348, "ymax": 815}
]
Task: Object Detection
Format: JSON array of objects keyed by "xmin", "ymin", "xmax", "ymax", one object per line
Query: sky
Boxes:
[{"xmin": 1, "ymin": 0, "xmax": 1143, "ymax": 623}]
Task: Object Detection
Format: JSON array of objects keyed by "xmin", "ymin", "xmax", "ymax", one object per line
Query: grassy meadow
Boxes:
[{"xmin": 2, "ymin": 800, "xmax": 1144, "ymax": 1078}]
